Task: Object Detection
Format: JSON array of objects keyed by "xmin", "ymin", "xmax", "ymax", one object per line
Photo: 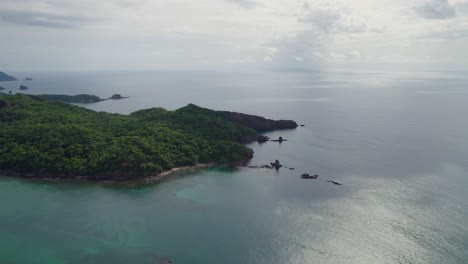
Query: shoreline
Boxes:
[
  {"xmin": 137, "ymin": 163, "xmax": 220, "ymax": 184},
  {"xmin": 0, "ymin": 163, "xmax": 222, "ymax": 185}
]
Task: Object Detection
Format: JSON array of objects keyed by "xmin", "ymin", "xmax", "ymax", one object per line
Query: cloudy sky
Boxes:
[{"xmin": 1, "ymin": 0, "xmax": 467, "ymax": 71}]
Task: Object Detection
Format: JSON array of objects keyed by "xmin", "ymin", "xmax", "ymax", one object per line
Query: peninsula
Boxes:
[
  {"xmin": 0, "ymin": 93, "xmax": 297, "ymax": 180},
  {"xmin": 38, "ymin": 94, "xmax": 128, "ymax": 103},
  {"xmin": 0, "ymin": 71, "xmax": 17, "ymax": 82}
]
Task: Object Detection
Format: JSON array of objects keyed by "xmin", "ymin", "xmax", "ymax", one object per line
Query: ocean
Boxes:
[{"xmin": 0, "ymin": 70, "xmax": 467, "ymax": 263}]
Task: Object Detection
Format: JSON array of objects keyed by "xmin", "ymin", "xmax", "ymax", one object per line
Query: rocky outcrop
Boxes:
[
  {"xmin": 0, "ymin": 87, "xmax": 5, "ymax": 91},
  {"xmin": 257, "ymin": 135, "xmax": 269, "ymax": 143},
  {"xmin": 19, "ymin": 85, "xmax": 29, "ymax": 90},
  {"xmin": 110, "ymin": 94, "xmax": 123, "ymax": 99},
  {"xmin": 270, "ymin": 160, "xmax": 283, "ymax": 170},
  {"xmin": 220, "ymin": 111, "xmax": 298, "ymax": 132},
  {"xmin": 271, "ymin": 136, "xmax": 287, "ymax": 143},
  {"xmin": 327, "ymin": 181, "xmax": 342, "ymax": 185},
  {"xmin": 301, "ymin": 173, "xmax": 318, "ymax": 179},
  {"xmin": 24, "ymin": 77, "xmax": 33, "ymax": 81},
  {"xmin": 0, "ymin": 72, "xmax": 16, "ymax": 82}
]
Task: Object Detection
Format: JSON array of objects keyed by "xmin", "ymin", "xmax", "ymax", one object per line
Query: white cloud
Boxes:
[
  {"xmin": 298, "ymin": 1, "xmax": 383, "ymax": 34},
  {"xmin": 414, "ymin": 0, "xmax": 457, "ymax": 19},
  {"xmin": 0, "ymin": 0, "xmax": 467, "ymax": 71},
  {"xmin": 226, "ymin": 0, "xmax": 262, "ymax": 9}
]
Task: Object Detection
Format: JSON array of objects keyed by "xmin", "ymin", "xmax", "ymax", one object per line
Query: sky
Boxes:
[{"xmin": 1, "ymin": 0, "xmax": 467, "ymax": 72}]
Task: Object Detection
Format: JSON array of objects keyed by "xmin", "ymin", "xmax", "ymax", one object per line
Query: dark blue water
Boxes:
[{"xmin": 1, "ymin": 70, "xmax": 467, "ymax": 263}]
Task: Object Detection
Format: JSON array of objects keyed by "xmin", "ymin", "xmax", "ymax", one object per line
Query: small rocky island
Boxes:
[
  {"xmin": 24, "ymin": 77, "xmax": 33, "ymax": 81},
  {"xmin": 19, "ymin": 85, "xmax": 29, "ymax": 90},
  {"xmin": 0, "ymin": 71, "xmax": 17, "ymax": 82},
  {"xmin": 0, "ymin": 94, "xmax": 297, "ymax": 180},
  {"xmin": 110, "ymin": 94, "xmax": 128, "ymax": 100}
]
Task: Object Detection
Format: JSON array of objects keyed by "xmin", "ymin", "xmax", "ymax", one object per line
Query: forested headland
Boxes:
[{"xmin": 0, "ymin": 93, "xmax": 262, "ymax": 179}]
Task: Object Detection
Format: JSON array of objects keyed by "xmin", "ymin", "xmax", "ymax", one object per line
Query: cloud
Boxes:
[
  {"xmin": 226, "ymin": 0, "xmax": 261, "ymax": 9},
  {"xmin": 262, "ymin": 1, "xmax": 381, "ymax": 70},
  {"xmin": 414, "ymin": 0, "xmax": 456, "ymax": 19},
  {"xmin": 263, "ymin": 46, "xmax": 278, "ymax": 62},
  {"xmin": 299, "ymin": 5, "xmax": 341, "ymax": 32},
  {"xmin": 424, "ymin": 25, "xmax": 468, "ymax": 39},
  {"xmin": 1, "ymin": 0, "xmax": 468, "ymax": 71},
  {"xmin": 454, "ymin": 1, "xmax": 468, "ymax": 13},
  {"xmin": 263, "ymin": 29, "xmax": 328, "ymax": 70},
  {"xmin": 0, "ymin": 10, "xmax": 88, "ymax": 28},
  {"xmin": 298, "ymin": 2, "xmax": 382, "ymax": 34}
]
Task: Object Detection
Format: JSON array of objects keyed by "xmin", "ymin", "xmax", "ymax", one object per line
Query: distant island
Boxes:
[
  {"xmin": 38, "ymin": 94, "xmax": 104, "ymax": 103},
  {"xmin": 0, "ymin": 93, "xmax": 297, "ymax": 180},
  {"xmin": 0, "ymin": 72, "xmax": 17, "ymax": 82},
  {"xmin": 38, "ymin": 94, "xmax": 129, "ymax": 103}
]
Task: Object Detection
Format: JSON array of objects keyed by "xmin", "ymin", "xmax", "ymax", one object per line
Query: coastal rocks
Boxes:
[
  {"xmin": 19, "ymin": 85, "xmax": 29, "ymax": 90},
  {"xmin": 256, "ymin": 135, "xmax": 288, "ymax": 144},
  {"xmin": 301, "ymin": 173, "xmax": 318, "ymax": 179},
  {"xmin": 327, "ymin": 181, "xmax": 342, "ymax": 185},
  {"xmin": 257, "ymin": 135, "xmax": 270, "ymax": 143},
  {"xmin": 270, "ymin": 160, "xmax": 283, "ymax": 170},
  {"xmin": 250, "ymin": 161, "xmax": 283, "ymax": 170},
  {"xmin": 246, "ymin": 160, "xmax": 342, "ymax": 186},
  {"xmin": 271, "ymin": 136, "xmax": 287, "ymax": 143},
  {"xmin": 24, "ymin": 77, "xmax": 32, "ymax": 81},
  {"xmin": 220, "ymin": 111, "xmax": 298, "ymax": 132},
  {"xmin": 0, "ymin": 87, "xmax": 5, "ymax": 91},
  {"xmin": 300, "ymin": 124, "xmax": 305, "ymax": 127}
]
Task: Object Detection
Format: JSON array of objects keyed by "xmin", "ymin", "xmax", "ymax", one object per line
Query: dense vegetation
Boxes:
[
  {"xmin": 0, "ymin": 94, "xmax": 257, "ymax": 179},
  {"xmin": 38, "ymin": 94, "xmax": 103, "ymax": 103}
]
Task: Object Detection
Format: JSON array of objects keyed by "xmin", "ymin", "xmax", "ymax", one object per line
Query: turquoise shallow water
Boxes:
[
  {"xmin": 0, "ymin": 166, "xmax": 467, "ymax": 264},
  {"xmin": 1, "ymin": 70, "xmax": 468, "ymax": 263}
]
